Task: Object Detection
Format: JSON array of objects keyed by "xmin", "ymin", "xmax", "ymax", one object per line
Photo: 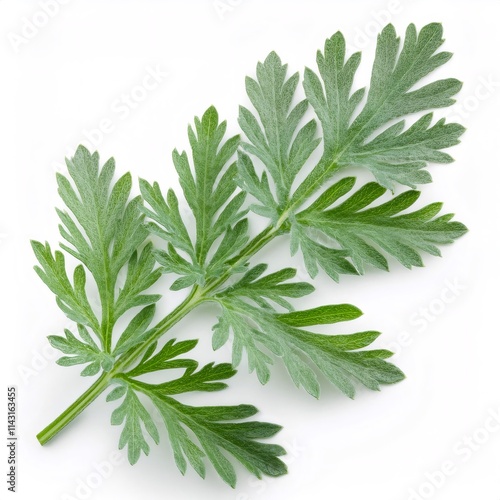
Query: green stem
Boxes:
[
  {"xmin": 37, "ymin": 220, "xmax": 286, "ymax": 446},
  {"xmin": 113, "ymin": 286, "xmax": 203, "ymax": 373},
  {"xmin": 37, "ymin": 372, "xmax": 110, "ymax": 445},
  {"xmin": 202, "ymin": 224, "xmax": 280, "ymax": 296},
  {"xmin": 37, "ymin": 287, "xmax": 202, "ymax": 445},
  {"xmin": 112, "ymin": 224, "xmax": 284, "ymax": 375}
]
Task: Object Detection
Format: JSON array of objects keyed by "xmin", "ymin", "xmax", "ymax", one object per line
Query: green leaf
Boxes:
[
  {"xmin": 294, "ymin": 23, "xmax": 464, "ymax": 204},
  {"xmin": 109, "ymin": 384, "xmax": 160, "ymax": 465},
  {"xmin": 212, "ymin": 267, "xmax": 402, "ymax": 397},
  {"xmin": 296, "ymin": 179, "xmax": 467, "ymax": 273},
  {"xmin": 154, "ymin": 244, "xmax": 205, "ymax": 290},
  {"xmin": 210, "ymin": 266, "xmax": 305, "ymax": 387},
  {"xmin": 289, "ymin": 223, "xmax": 358, "ymax": 282},
  {"xmin": 222, "ymin": 264, "xmax": 315, "ymax": 311},
  {"xmin": 114, "ymin": 243, "xmax": 162, "ymax": 318},
  {"xmin": 108, "ymin": 340, "xmax": 287, "ymax": 485},
  {"xmin": 32, "ymin": 242, "xmax": 100, "ymax": 333},
  {"xmin": 126, "ymin": 338, "xmax": 236, "ymax": 395},
  {"xmin": 280, "ymin": 327, "xmax": 403, "ymax": 398},
  {"xmin": 141, "ymin": 107, "xmax": 248, "ymax": 285},
  {"xmin": 140, "ymin": 182, "xmax": 195, "ymax": 259},
  {"xmin": 48, "ymin": 326, "xmax": 114, "ymax": 376},
  {"xmin": 236, "ymin": 152, "xmax": 279, "ymax": 222},
  {"xmin": 113, "ymin": 304, "xmax": 156, "ymax": 356},
  {"xmin": 32, "ymin": 145, "xmax": 163, "ymax": 361},
  {"xmin": 174, "ymin": 106, "xmax": 244, "ymax": 265},
  {"xmin": 238, "ymin": 52, "xmax": 320, "ymax": 206},
  {"xmin": 149, "ymin": 396, "xmax": 286, "ymax": 487},
  {"xmin": 278, "ymin": 304, "xmax": 362, "ymax": 327}
]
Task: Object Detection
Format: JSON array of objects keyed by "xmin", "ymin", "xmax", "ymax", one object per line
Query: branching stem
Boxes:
[{"xmin": 37, "ymin": 219, "xmax": 285, "ymax": 445}]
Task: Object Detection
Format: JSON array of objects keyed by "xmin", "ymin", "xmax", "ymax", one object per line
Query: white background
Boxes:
[{"xmin": 1, "ymin": 1, "xmax": 499, "ymax": 499}]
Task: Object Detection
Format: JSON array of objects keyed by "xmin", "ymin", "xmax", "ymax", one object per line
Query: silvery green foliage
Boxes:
[{"xmin": 33, "ymin": 23, "xmax": 466, "ymax": 487}]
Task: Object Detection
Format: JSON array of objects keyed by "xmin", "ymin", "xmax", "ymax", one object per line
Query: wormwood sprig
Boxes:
[{"xmin": 32, "ymin": 23, "xmax": 466, "ymax": 487}]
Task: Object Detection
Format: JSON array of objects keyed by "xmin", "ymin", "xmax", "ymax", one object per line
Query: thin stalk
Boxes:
[
  {"xmin": 112, "ymin": 286, "xmax": 203, "ymax": 373},
  {"xmin": 37, "ymin": 371, "xmax": 111, "ymax": 445},
  {"xmin": 111, "ymin": 224, "xmax": 284, "ymax": 375},
  {"xmin": 37, "ymin": 287, "xmax": 202, "ymax": 445}
]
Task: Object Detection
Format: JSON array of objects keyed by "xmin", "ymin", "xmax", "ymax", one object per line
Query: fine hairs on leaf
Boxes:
[{"xmin": 32, "ymin": 23, "xmax": 467, "ymax": 487}]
